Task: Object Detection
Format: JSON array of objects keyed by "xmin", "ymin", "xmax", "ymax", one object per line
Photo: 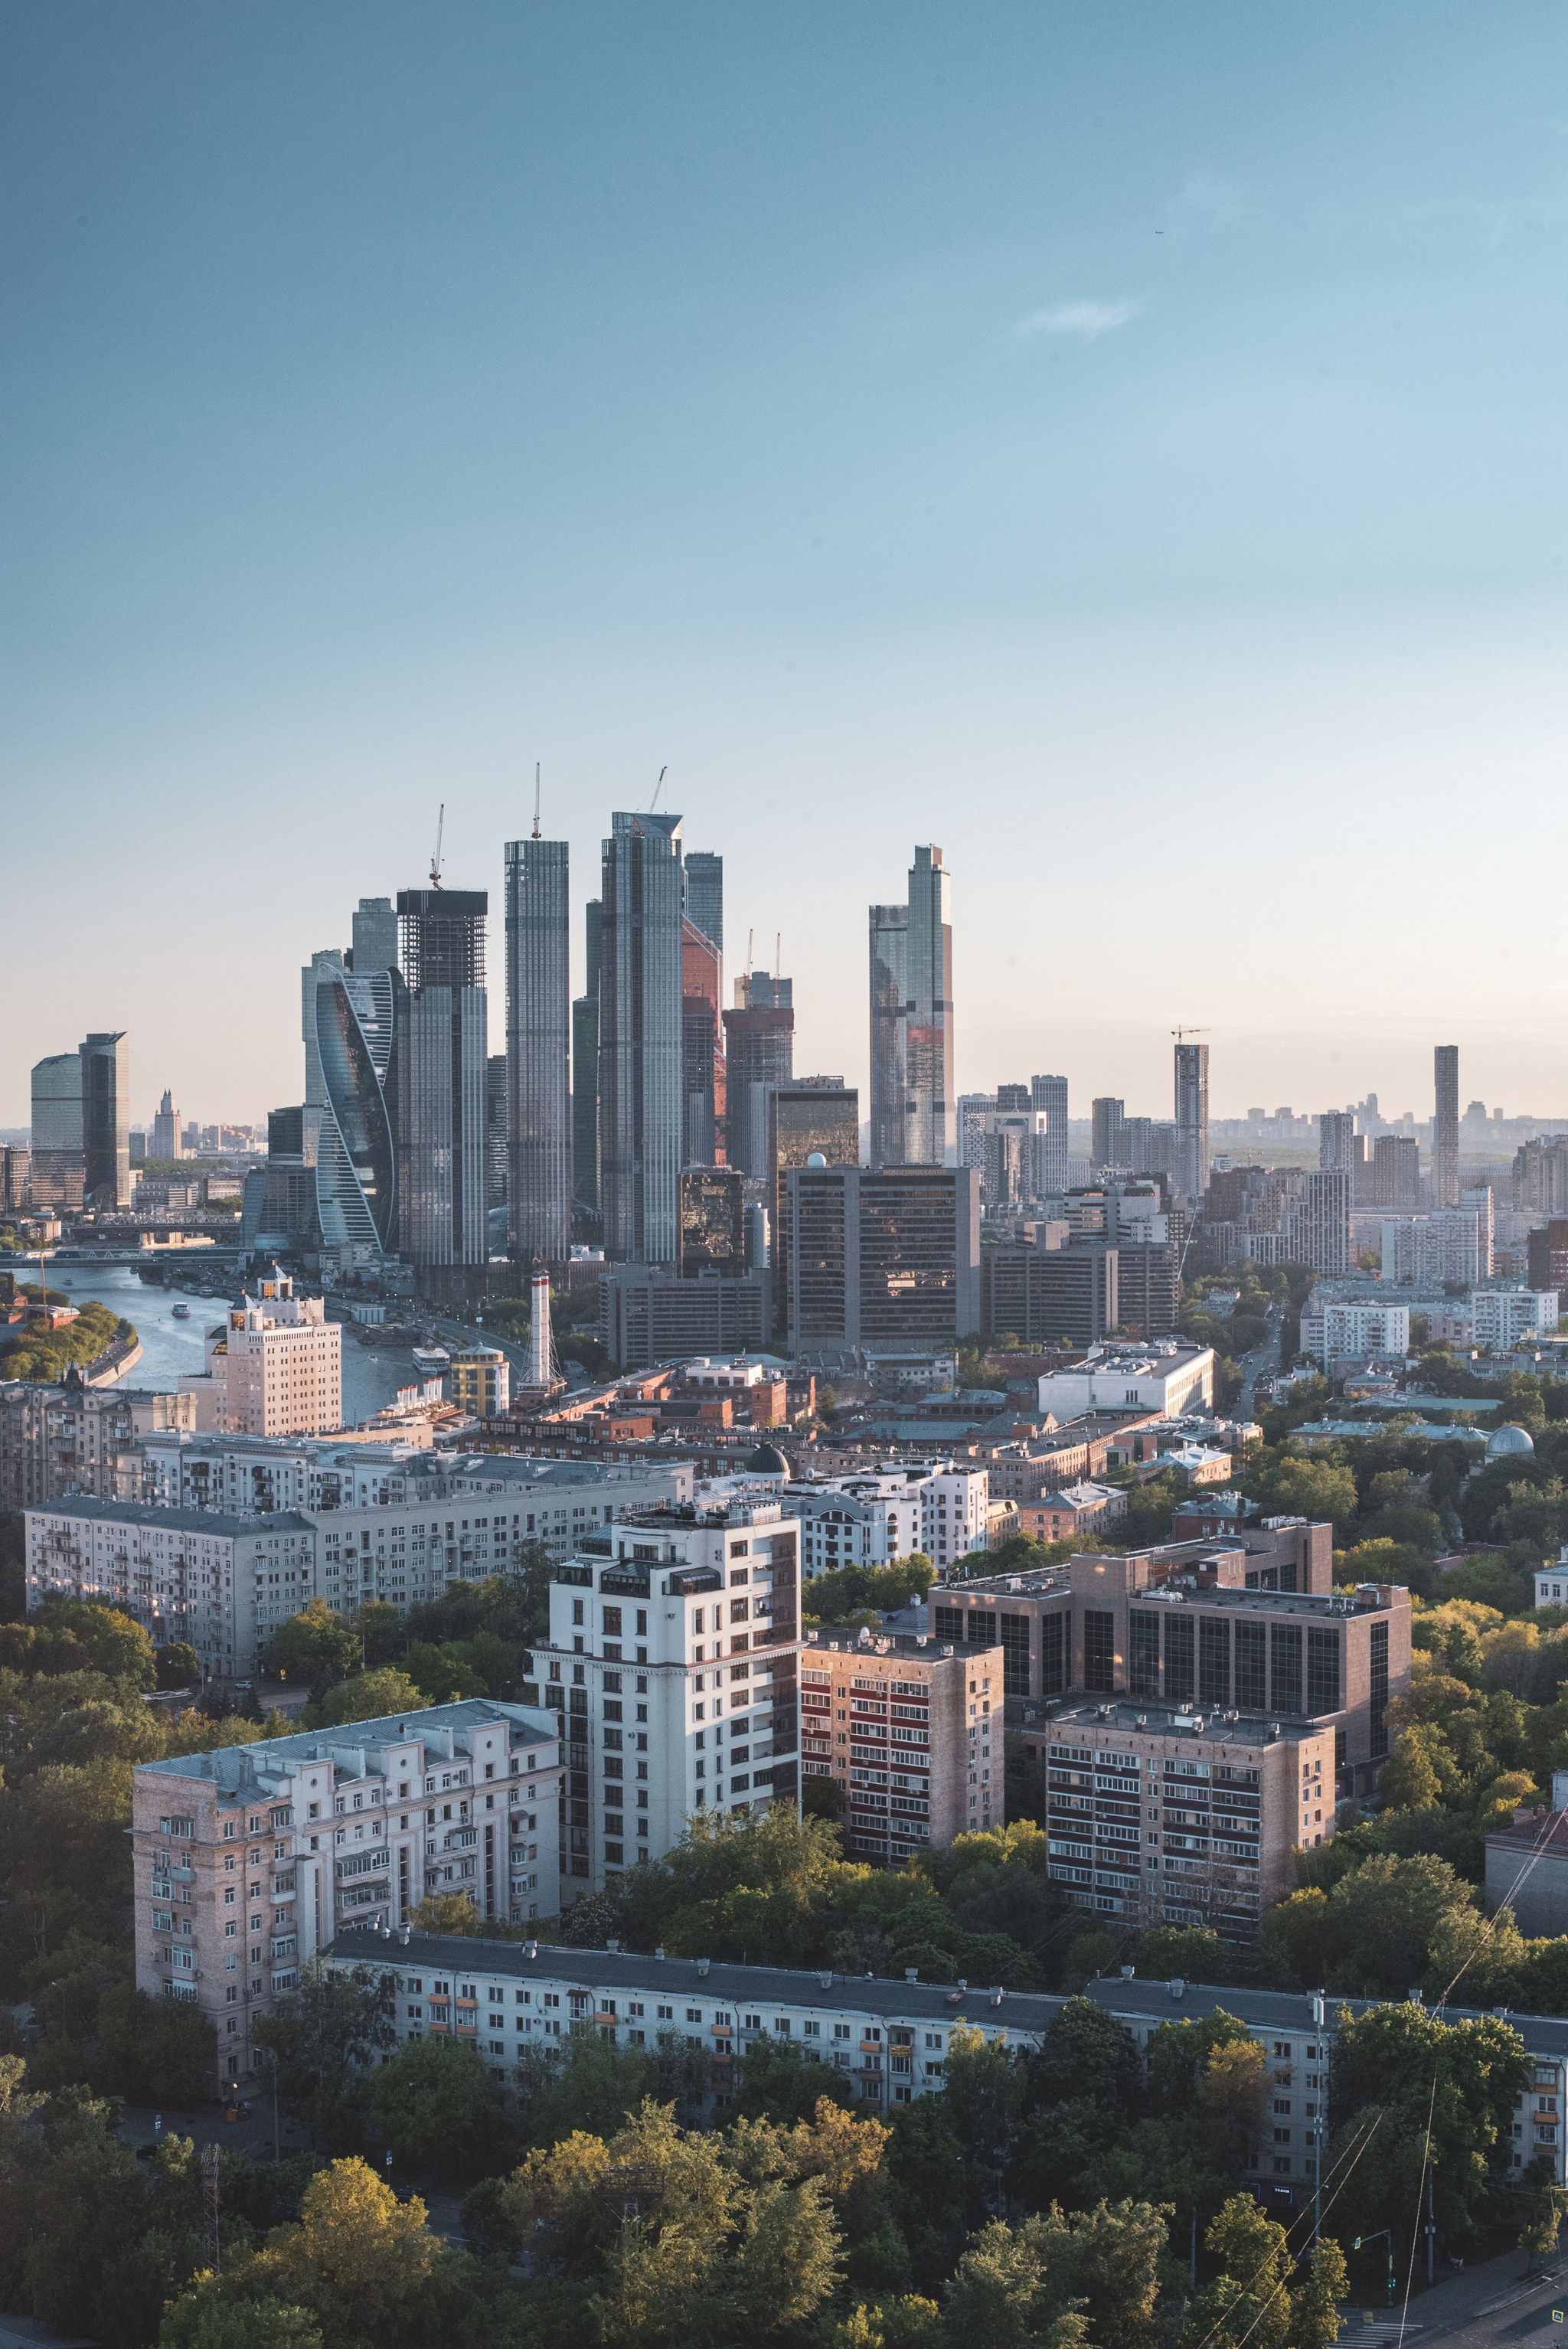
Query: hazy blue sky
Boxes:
[{"xmin": 4, "ymin": 3, "xmax": 1566, "ymax": 1132}]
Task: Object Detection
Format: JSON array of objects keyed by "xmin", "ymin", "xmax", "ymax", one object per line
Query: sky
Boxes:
[{"xmin": 4, "ymin": 2, "xmax": 1567, "ymax": 1135}]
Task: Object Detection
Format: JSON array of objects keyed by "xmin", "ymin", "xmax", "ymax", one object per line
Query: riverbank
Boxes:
[{"xmin": 83, "ymin": 1335, "xmax": 144, "ymax": 1387}]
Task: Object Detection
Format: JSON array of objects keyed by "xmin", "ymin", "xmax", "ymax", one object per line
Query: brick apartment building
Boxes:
[{"xmin": 799, "ymin": 1624, "xmax": 1003, "ymax": 1865}]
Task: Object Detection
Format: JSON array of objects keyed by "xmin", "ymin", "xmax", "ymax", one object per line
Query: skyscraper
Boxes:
[
  {"xmin": 1174, "ymin": 1042, "xmax": 1210, "ymax": 1206},
  {"xmin": 395, "ymin": 887, "xmax": 488, "ymax": 1272},
  {"xmin": 1032, "ymin": 1074, "xmax": 1070, "ymax": 1196},
  {"xmin": 681, "ymin": 916, "xmax": 725, "ymax": 1167},
  {"xmin": 312, "ymin": 964, "xmax": 397, "ymax": 1259},
  {"xmin": 771, "ymin": 1083, "xmax": 859, "ymax": 1327},
  {"xmin": 905, "ymin": 845, "xmax": 954, "ymax": 1165},
  {"xmin": 503, "ymin": 835, "xmax": 571, "ymax": 1263},
  {"xmin": 30, "ymin": 1054, "xmax": 85, "ymax": 1210},
  {"xmin": 684, "ymin": 851, "xmax": 723, "ymax": 952},
  {"xmin": 1091, "ymin": 1097, "xmax": 1126, "ymax": 1170},
  {"xmin": 723, "ymin": 986, "xmax": 795, "ymax": 1179},
  {"xmin": 867, "ymin": 903, "xmax": 908, "ymax": 1169},
  {"xmin": 80, "ymin": 1032, "xmax": 129, "ymax": 1207},
  {"xmin": 1319, "ymin": 1112, "xmax": 1356, "ymax": 1174},
  {"xmin": 1435, "ymin": 1044, "xmax": 1459, "ymax": 1207},
  {"xmin": 151, "ymin": 1090, "xmax": 183, "ymax": 1161},
  {"xmin": 571, "ymin": 899, "xmax": 603, "ymax": 1221},
  {"xmin": 351, "ymin": 897, "xmax": 399, "ymax": 974},
  {"xmin": 599, "ymin": 812, "xmax": 684, "ymax": 1265}
]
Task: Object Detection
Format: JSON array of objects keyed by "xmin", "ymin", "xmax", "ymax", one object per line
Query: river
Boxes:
[{"xmin": 42, "ymin": 1263, "xmax": 418, "ymax": 1428}]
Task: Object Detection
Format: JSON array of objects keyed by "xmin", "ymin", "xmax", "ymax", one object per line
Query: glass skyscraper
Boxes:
[
  {"xmin": 599, "ymin": 812, "xmax": 684, "ymax": 1265},
  {"xmin": 1174, "ymin": 1042, "xmax": 1210, "ymax": 1207},
  {"xmin": 314, "ymin": 967, "xmax": 397, "ymax": 1256},
  {"xmin": 503, "ymin": 835, "xmax": 571, "ymax": 1263},
  {"xmin": 80, "ymin": 1031, "xmax": 129, "ymax": 1207},
  {"xmin": 30, "ymin": 1053, "xmax": 86, "ymax": 1211},
  {"xmin": 571, "ymin": 898, "xmax": 603, "ymax": 1222},
  {"xmin": 684, "ymin": 851, "xmax": 723, "ymax": 952},
  {"xmin": 867, "ymin": 903, "xmax": 908, "ymax": 1170},
  {"xmin": 395, "ymin": 887, "xmax": 489, "ymax": 1269}
]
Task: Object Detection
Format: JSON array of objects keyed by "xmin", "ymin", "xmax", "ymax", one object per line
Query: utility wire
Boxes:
[{"xmin": 1396, "ymin": 2072, "xmax": 1439, "ymax": 2349}]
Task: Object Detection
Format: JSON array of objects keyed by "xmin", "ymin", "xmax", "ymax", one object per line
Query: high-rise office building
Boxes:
[
  {"xmin": 571, "ymin": 899, "xmax": 603, "ymax": 1221},
  {"xmin": 600, "ymin": 812, "xmax": 684, "ymax": 1266},
  {"xmin": 151, "ymin": 1089, "xmax": 183, "ymax": 1161},
  {"xmin": 678, "ymin": 1166, "xmax": 746, "ymax": 1276},
  {"xmin": 312, "ymin": 963, "xmax": 397, "ymax": 1261},
  {"xmin": 905, "ymin": 845, "xmax": 954, "ymax": 1165},
  {"xmin": 1319, "ymin": 1111, "xmax": 1356, "ymax": 1174},
  {"xmin": 79, "ymin": 1033, "xmax": 129, "ymax": 1207},
  {"xmin": 485, "ymin": 1054, "xmax": 508, "ymax": 1250},
  {"xmin": 771, "ymin": 1084, "xmax": 860, "ymax": 1327},
  {"xmin": 1174, "ymin": 1042, "xmax": 1210, "ymax": 1205},
  {"xmin": 786, "ymin": 1164, "xmax": 981, "ymax": 1348},
  {"xmin": 681, "ymin": 917, "xmax": 725, "ymax": 1168},
  {"xmin": 1032, "ymin": 1074, "xmax": 1070, "ymax": 1196},
  {"xmin": 30, "ymin": 1054, "xmax": 86, "ymax": 1211},
  {"xmin": 734, "ymin": 970, "xmax": 792, "ymax": 1011},
  {"xmin": 394, "ymin": 888, "xmax": 488, "ymax": 1270},
  {"xmin": 503, "ymin": 835, "xmax": 571, "ymax": 1263},
  {"xmin": 351, "ymin": 897, "xmax": 399, "ymax": 974},
  {"xmin": 684, "ymin": 851, "xmax": 723, "ymax": 952},
  {"xmin": 1436, "ymin": 1045, "xmax": 1460, "ymax": 1208},
  {"xmin": 867, "ymin": 903, "xmax": 908, "ymax": 1170},
  {"xmin": 1091, "ymin": 1097, "xmax": 1126, "ymax": 1170},
  {"xmin": 723, "ymin": 998, "xmax": 795, "ymax": 1179}
]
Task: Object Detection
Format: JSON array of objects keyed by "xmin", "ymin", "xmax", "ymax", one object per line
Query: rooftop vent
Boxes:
[
  {"xmin": 524, "ymin": 1940, "xmax": 538, "ymax": 1960},
  {"xmin": 906, "ymin": 1967, "xmax": 919, "ymax": 1982},
  {"xmin": 655, "ymin": 1946, "xmax": 665, "ymax": 1961},
  {"xmin": 1168, "ymin": 1978, "xmax": 1185, "ymax": 2000},
  {"xmin": 697, "ymin": 1958, "xmax": 710, "ymax": 1977},
  {"xmin": 820, "ymin": 1972, "xmax": 833, "ymax": 1989},
  {"xmin": 606, "ymin": 1939, "xmax": 619, "ymax": 1954}
]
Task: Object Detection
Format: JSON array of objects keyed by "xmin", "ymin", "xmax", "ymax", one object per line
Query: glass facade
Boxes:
[
  {"xmin": 1269, "ymin": 1624, "xmax": 1304, "ymax": 1716},
  {"xmin": 684, "ymin": 851, "xmax": 723, "ymax": 952},
  {"xmin": 503, "ymin": 838, "xmax": 571, "ymax": 1263},
  {"xmin": 600, "ymin": 815, "xmax": 684, "ymax": 1266},
  {"xmin": 867, "ymin": 903, "xmax": 908, "ymax": 1169},
  {"xmin": 80, "ymin": 1031, "xmax": 129, "ymax": 1207},
  {"xmin": 315, "ymin": 971, "xmax": 397, "ymax": 1254},
  {"xmin": 903, "ymin": 845, "xmax": 954, "ymax": 1167},
  {"xmin": 29, "ymin": 1053, "xmax": 85, "ymax": 1210},
  {"xmin": 395, "ymin": 890, "xmax": 488, "ymax": 1268},
  {"xmin": 678, "ymin": 1166, "xmax": 744, "ymax": 1277}
]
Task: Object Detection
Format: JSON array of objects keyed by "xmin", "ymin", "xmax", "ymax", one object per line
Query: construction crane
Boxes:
[
  {"xmin": 1171, "ymin": 1025, "xmax": 1210, "ymax": 1042},
  {"xmin": 429, "ymin": 803, "xmax": 445, "ymax": 890},
  {"xmin": 649, "ymin": 765, "xmax": 667, "ymax": 813},
  {"xmin": 532, "ymin": 763, "xmax": 541, "ymax": 842},
  {"xmin": 775, "ymin": 931, "xmax": 782, "ymax": 982}
]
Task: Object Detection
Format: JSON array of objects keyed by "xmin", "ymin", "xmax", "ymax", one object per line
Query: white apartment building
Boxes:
[
  {"xmin": 1472, "ymin": 1288, "xmax": 1559, "ymax": 1350},
  {"xmin": 323, "ymin": 1932, "xmax": 1568, "ymax": 2188},
  {"xmin": 1380, "ymin": 1211, "xmax": 1487, "ymax": 1287},
  {"xmin": 773, "ymin": 1463, "xmax": 990, "ymax": 1580},
  {"xmin": 25, "ymin": 1459, "xmax": 695, "ymax": 1678},
  {"xmin": 1537, "ymin": 1550, "xmax": 1568, "ymax": 1609},
  {"xmin": 178, "ymin": 1274, "xmax": 341, "ymax": 1438},
  {"xmin": 1299, "ymin": 1300, "xmax": 1410, "ymax": 1367},
  {"xmin": 131, "ymin": 1698, "xmax": 560, "ymax": 2091},
  {"xmin": 1036, "ymin": 1341, "xmax": 1215, "ymax": 1421},
  {"xmin": 541, "ymin": 1500, "xmax": 803, "ymax": 1903}
]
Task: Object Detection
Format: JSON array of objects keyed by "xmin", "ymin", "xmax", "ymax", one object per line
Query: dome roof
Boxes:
[
  {"xmin": 806, "ymin": 1151, "xmax": 828, "ymax": 1168},
  {"xmin": 746, "ymin": 1441, "xmax": 791, "ymax": 1480},
  {"xmin": 1486, "ymin": 1420, "xmax": 1536, "ymax": 1460}
]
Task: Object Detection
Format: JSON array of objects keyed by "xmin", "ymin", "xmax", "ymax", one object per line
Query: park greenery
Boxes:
[{"xmin": 0, "ymin": 1290, "xmax": 135, "ymax": 1381}]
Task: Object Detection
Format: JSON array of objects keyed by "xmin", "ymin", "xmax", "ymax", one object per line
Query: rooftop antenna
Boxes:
[
  {"xmin": 775, "ymin": 931, "xmax": 782, "ymax": 981},
  {"xmin": 649, "ymin": 765, "xmax": 667, "ymax": 814},
  {"xmin": 532, "ymin": 763, "xmax": 541, "ymax": 842},
  {"xmin": 429, "ymin": 803, "xmax": 445, "ymax": 890}
]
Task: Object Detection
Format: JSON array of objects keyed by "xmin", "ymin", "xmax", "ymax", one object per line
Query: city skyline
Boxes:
[{"xmin": 5, "ymin": 6, "xmax": 1568, "ymax": 1130}]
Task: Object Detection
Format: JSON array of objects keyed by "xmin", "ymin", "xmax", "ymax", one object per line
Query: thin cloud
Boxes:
[{"xmin": 1014, "ymin": 299, "xmax": 1135, "ymax": 341}]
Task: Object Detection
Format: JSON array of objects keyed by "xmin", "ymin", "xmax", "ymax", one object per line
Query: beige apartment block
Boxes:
[
  {"xmin": 219, "ymin": 1273, "xmax": 341, "ymax": 1437},
  {"xmin": 800, "ymin": 1624, "xmax": 1004, "ymax": 1865}
]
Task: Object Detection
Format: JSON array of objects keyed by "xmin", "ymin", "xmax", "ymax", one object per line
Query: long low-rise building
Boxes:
[
  {"xmin": 322, "ymin": 1928, "xmax": 1568, "ymax": 2194},
  {"xmin": 24, "ymin": 1457, "xmax": 694, "ymax": 1678}
]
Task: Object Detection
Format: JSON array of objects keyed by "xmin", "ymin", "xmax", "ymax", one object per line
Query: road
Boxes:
[
  {"xmin": 1236, "ymin": 1305, "xmax": 1282, "ymax": 1420},
  {"xmin": 1335, "ymin": 2225, "xmax": 1568, "ymax": 2349}
]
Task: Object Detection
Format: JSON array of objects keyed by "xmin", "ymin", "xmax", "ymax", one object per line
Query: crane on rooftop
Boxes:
[{"xmin": 429, "ymin": 804, "xmax": 445, "ymax": 890}]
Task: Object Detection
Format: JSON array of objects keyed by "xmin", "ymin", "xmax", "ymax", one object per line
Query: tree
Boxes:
[
  {"xmin": 252, "ymin": 1962, "xmax": 396, "ymax": 2147},
  {"xmin": 403, "ymin": 1642, "xmax": 487, "ymax": 1703},
  {"xmin": 1377, "ymin": 1727, "xmax": 1445, "ymax": 1813},
  {"xmin": 1327, "ymin": 1854, "xmax": 1481, "ymax": 1996},
  {"xmin": 198, "ymin": 2158, "xmax": 455, "ymax": 2349},
  {"xmin": 312, "ymin": 1668, "xmax": 425, "ymax": 1727},
  {"xmin": 408, "ymin": 1890, "xmax": 482, "ymax": 1934},
  {"xmin": 97, "ymin": 1982, "xmax": 219, "ymax": 2102},
  {"xmin": 1179, "ymin": 2196, "xmax": 1293, "ymax": 2349},
  {"xmin": 939, "ymin": 2215, "xmax": 1089, "ymax": 2349},
  {"xmin": 941, "ymin": 2026, "xmax": 1024, "ymax": 2223},
  {"xmin": 1034, "ymin": 2199, "xmax": 1171, "ymax": 2349},
  {"xmin": 734, "ymin": 2034, "xmax": 854, "ymax": 2124},
  {"xmin": 159, "ymin": 2292, "xmax": 324, "ymax": 2347},
  {"xmin": 13, "ymin": 1595, "xmax": 156, "ymax": 1687},
  {"xmin": 156, "ymin": 1642, "xmax": 201, "ymax": 1689},
  {"xmin": 1328, "ymin": 2003, "xmax": 1527, "ymax": 2245},
  {"xmin": 349, "ymin": 1600, "xmax": 404, "ymax": 1666},
  {"xmin": 264, "ymin": 1600, "xmax": 358, "ymax": 1694},
  {"xmin": 364, "ymin": 2035, "xmax": 500, "ymax": 2161},
  {"xmin": 1025, "ymin": 1998, "xmax": 1139, "ymax": 2116}
]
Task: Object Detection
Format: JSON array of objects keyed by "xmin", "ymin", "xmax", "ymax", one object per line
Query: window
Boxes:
[
  {"xmin": 1165, "ymin": 1613, "xmax": 1194, "ymax": 1704},
  {"xmin": 1199, "ymin": 1618, "xmax": 1230, "ymax": 1708},
  {"xmin": 1083, "ymin": 1610, "xmax": 1115, "ymax": 1694}
]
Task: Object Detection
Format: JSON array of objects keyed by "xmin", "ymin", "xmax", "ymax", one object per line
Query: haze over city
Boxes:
[{"xmin": 5, "ymin": 2, "xmax": 1568, "ymax": 1128}]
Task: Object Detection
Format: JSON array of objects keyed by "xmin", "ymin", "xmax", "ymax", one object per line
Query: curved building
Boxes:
[{"xmin": 314, "ymin": 969, "xmax": 397, "ymax": 1257}]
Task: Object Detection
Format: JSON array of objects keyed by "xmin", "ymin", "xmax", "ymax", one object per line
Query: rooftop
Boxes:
[
  {"xmin": 804, "ymin": 1622, "xmax": 998, "ymax": 1661},
  {"xmin": 28, "ymin": 1497, "xmax": 316, "ymax": 1537},
  {"xmin": 323, "ymin": 1926, "xmax": 1568, "ymax": 2057},
  {"xmin": 137, "ymin": 1697, "xmax": 558, "ymax": 1787},
  {"xmin": 1040, "ymin": 1695, "xmax": 1334, "ymax": 1746}
]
